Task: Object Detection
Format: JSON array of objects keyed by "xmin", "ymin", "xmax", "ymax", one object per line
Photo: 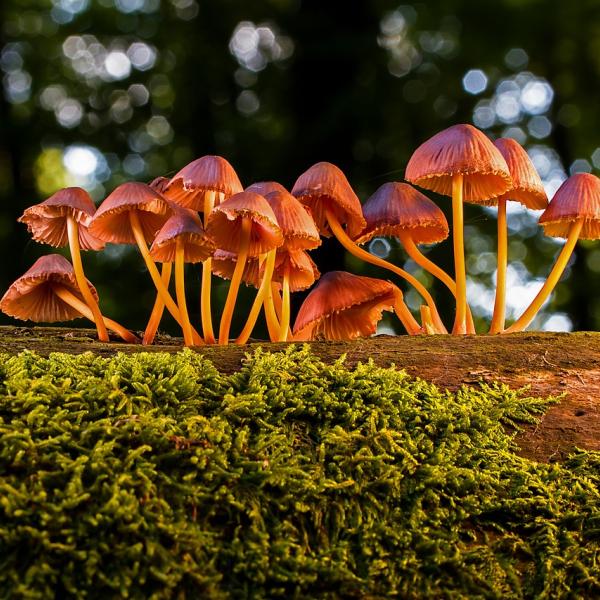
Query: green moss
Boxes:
[{"xmin": 0, "ymin": 346, "xmax": 598, "ymax": 598}]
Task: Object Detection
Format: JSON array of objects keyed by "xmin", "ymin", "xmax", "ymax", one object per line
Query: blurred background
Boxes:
[{"xmin": 1, "ymin": 0, "xmax": 599, "ymax": 337}]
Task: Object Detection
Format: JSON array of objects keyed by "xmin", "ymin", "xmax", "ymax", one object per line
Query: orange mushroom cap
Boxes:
[
  {"xmin": 291, "ymin": 162, "xmax": 366, "ymax": 239},
  {"xmin": 293, "ymin": 270, "xmax": 397, "ymax": 341},
  {"xmin": 18, "ymin": 187, "xmax": 105, "ymax": 251},
  {"xmin": 265, "ymin": 190, "xmax": 321, "ymax": 251},
  {"xmin": 89, "ymin": 182, "xmax": 172, "ymax": 245},
  {"xmin": 164, "ymin": 155, "xmax": 243, "ymax": 210},
  {"xmin": 211, "ymin": 250, "xmax": 262, "ymax": 288},
  {"xmin": 206, "ymin": 191, "xmax": 283, "ymax": 257},
  {"xmin": 149, "ymin": 207, "xmax": 215, "ymax": 263},
  {"xmin": 405, "ymin": 124, "xmax": 512, "ymax": 203},
  {"xmin": 494, "ymin": 138, "xmax": 547, "ymax": 210},
  {"xmin": 149, "ymin": 176, "xmax": 170, "ymax": 194},
  {"xmin": 245, "ymin": 181, "xmax": 288, "ymax": 196},
  {"xmin": 354, "ymin": 182, "xmax": 449, "ymax": 245},
  {"xmin": 538, "ymin": 173, "xmax": 600, "ymax": 240},
  {"xmin": 273, "ymin": 249, "xmax": 320, "ymax": 292},
  {"xmin": 0, "ymin": 254, "xmax": 97, "ymax": 322}
]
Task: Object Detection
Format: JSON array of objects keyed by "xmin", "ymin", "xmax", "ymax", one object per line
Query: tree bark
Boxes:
[{"xmin": 1, "ymin": 326, "xmax": 598, "ymax": 463}]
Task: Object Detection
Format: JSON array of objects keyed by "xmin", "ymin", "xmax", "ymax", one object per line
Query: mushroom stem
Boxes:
[
  {"xmin": 325, "ymin": 208, "xmax": 448, "ymax": 334},
  {"xmin": 490, "ymin": 198, "xmax": 508, "ymax": 334},
  {"xmin": 392, "ymin": 289, "xmax": 421, "ymax": 335},
  {"xmin": 504, "ymin": 219, "xmax": 583, "ymax": 333},
  {"xmin": 420, "ymin": 305, "xmax": 436, "ymax": 335},
  {"xmin": 200, "ymin": 190, "xmax": 219, "ymax": 344},
  {"xmin": 52, "ymin": 284, "xmax": 139, "ymax": 343},
  {"xmin": 175, "ymin": 239, "xmax": 196, "ymax": 346},
  {"xmin": 218, "ymin": 217, "xmax": 252, "ymax": 344},
  {"xmin": 278, "ymin": 266, "xmax": 291, "ymax": 342},
  {"xmin": 143, "ymin": 262, "xmax": 171, "ymax": 345},
  {"xmin": 66, "ymin": 216, "xmax": 109, "ymax": 342},
  {"xmin": 129, "ymin": 211, "xmax": 202, "ymax": 344},
  {"xmin": 451, "ymin": 174, "xmax": 467, "ymax": 334},
  {"xmin": 271, "ymin": 282, "xmax": 283, "ymax": 321},
  {"xmin": 266, "ymin": 284, "xmax": 283, "ymax": 340},
  {"xmin": 398, "ymin": 232, "xmax": 476, "ymax": 334},
  {"xmin": 235, "ymin": 249, "xmax": 277, "ymax": 344}
]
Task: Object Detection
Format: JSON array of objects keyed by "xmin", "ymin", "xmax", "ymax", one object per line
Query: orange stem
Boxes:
[
  {"xmin": 175, "ymin": 240, "xmax": 196, "ymax": 346},
  {"xmin": 393, "ymin": 289, "xmax": 421, "ymax": 335},
  {"xmin": 201, "ymin": 190, "xmax": 218, "ymax": 344},
  {"xmin": 451, "ymin": 174, "xmax": 467, "ymax": 334},
  {"xmin": 490, "ymin": 198, "xmax": 508, "ymax": 334},
  {"xmin": 278, "ymin": 266, "xmax": 291, "ymax": 342},
  {"xmin": 143, "ymin": 262, "xmax": 171, "ymax": 345}
]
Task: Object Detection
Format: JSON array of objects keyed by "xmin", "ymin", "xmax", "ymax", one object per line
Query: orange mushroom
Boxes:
[
  {"xmin": 206, "ymin": 191, "xmax": 283, "ymax": 344},
  {"xmin": 0, "ymin": 254, "xmax": 137, "ymax": 343},
  {"xmin": 291, "ymin": 162, "xmax": 446, "ymax": 333},
  {"xmin": 489, "ymin": 138, "xmax": 547, "ymax": 333},
  {"xmin": 245, "ymin": 181, "xmax": 288, "ymax": 196},
  {"xmin": 405, "ymin": 124, "xmax": 511, "ymax": 334},
  {"xmin": 505, "ymin": 172, "xmax": 600, "ymax": 333},
  {"xmin": 164, "ymin": 156, "xmax": 243, "ymax": 344},
  {"xmin": 18, "ymin": 187, "xmax": 109, "ymax": 342}
]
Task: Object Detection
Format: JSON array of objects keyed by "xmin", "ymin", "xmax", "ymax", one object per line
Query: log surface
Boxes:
[{"xmin": 1, "ymin": 326, "xmax": 599, "ymax": 463}]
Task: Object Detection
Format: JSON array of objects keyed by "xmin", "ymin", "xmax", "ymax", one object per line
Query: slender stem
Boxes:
[
  {"xmin": 67, "ymin": 216, "xmax": 109, "ymax": 342},
  {"xmin": 504, "ymin": 219, "xmax": 583, "ymax": 333},
  {"xmin": 218, "ymin": 217, "xmax": 251, "ymax": 344},
  {"xmin": 143, "ymin": 262, "xmax": 171, "ymax": 345},
  {"xmin": 393, "ymin": 290, "xmax": 421, "ymax": 335},
  {"xmin": 235, "ymin": 250, "xmax": 277, "ymax": 345},
  {"xmin": 420, "ymin": 305, "xmax": 436, "ymax": 335},
  {"xmin": 271, "ymin": 282, "xmax": 283, "ymax": 321},
  {"xmin": 325, "ymin": 208, "xmax": 448, "ymax": 334},
  {"xmin": 201, "ymin": 190, "xmax": 218, "ymax": 344},
  {"xmin": 53, "ymin": 284, "xmax": 139, "ymax": 343},
  {"xmin": 263, "ymin": 284, "xmax": 281, "ymax": 341},
  {"xmin": 398, "ymin": 232, "xmax": 475, "ymax": 334},
  {"xmin": 278, "ymin": 266, "xmax": 291, "ymax": 342},
  {"xmin": 175, "ymin": 240, "xmax": 196, "ymax": 346},
  {"xmin": 490, "ymin": 198, "xmax": 508, "ymax": 334},
  {"xmin": 451, "ymin": 174, "xmax": 467, "ymax": 334}
]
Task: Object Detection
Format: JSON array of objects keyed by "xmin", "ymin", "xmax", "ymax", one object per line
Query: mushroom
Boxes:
[
  {"xmin": 206, "ymin": 191, "xmax": 283, "ymax": 344},
  {"xmin": 354, "ymin": 181, "xmax": 475, "ymax": 334},
  {"xmin": 149, "ymin": 208, "xmax": 215, "ymax": 346},
  {"xmin": 291, "ymin": 162, "xmax": 447, "ymax": 333},
  {"xmin": 505, "ymin": 172, "xmax": 600, "ymax": 333},
  {"xmin": 489, "ymin": 138, "xmax": 547, "ymax": 333},
  {"xmin": 293, "ymin": 271, "xmax": 409, "ymax": 340},
  {"xmin": 89, "ymin": 182, "xmax": 201, "ymax": 344},
  {"xmin": 164, "ymin": 156, "xmax": 243, "ymax": 344},
  {"xmin": 18, "ymin": 187, "xmax": 109, "ymax": 342},
  {"xmin": 0, "ymin": 254, "xmax": 137, "ymax": 343},
  {"xmin": 405, "ymin": 124, "xmax": 511, "ymax": 334},
  {"xmin": 245, "ymin": 181, "xmax": 288, "ymax": 196}
]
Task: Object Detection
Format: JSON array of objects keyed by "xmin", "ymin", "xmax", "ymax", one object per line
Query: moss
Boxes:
[{"xmin": 0, "ymin": 345, "xmax": 598, "ymax": 598}]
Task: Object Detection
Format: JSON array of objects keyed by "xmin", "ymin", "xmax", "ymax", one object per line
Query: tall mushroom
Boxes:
[
  {"xmin": 505, "ymin": 172, "xmax": 600, "ymax": 333},
  {"xmin": 489, "ymin": 138, "xmax": 548, "ymax": 333},
  {"xmin": 405, "ymin": 124, "xmax": 512, "ymax": 334},
  {"xmin": 164, "ymin": 156, "xmax": 243, "ymax": 343},
  {"xmin": 291, "ymin": 161, "xmax": 447, "ymax": 333},
  {"xmin": 0, "ymin": 254, "xmax": 137, "ymax": 343},
  {"xmin": 18, "ymin": 187, "xmax": 109, "ymax": 342}
]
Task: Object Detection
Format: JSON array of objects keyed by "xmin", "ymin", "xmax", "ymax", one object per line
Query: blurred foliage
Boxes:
[{"xmin": 1, "ymin": 0, "xmax": 599, "ymax": 335}]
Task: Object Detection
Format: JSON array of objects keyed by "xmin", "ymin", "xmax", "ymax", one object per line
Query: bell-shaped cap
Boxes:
[
  {"xmin": 354, "ymin": 182, "xmax": 449, "ymax": 245},
  {"xmin": 164, "ymin": 155, "xmax": 243, "ymax": 210},
  {"xmin": 18, "ymin": 187, "xmax": 105, "ymax": 251},
  {"xmin": 293, "ymin": 271, "xmax": 396, "ymax": 341},
  {"xmin": 245, "ymin": 181, "xmax": 288, "ymax": 196},
  {"xmin": 149, "ymin": 176, "xmax": 170, "ymax": 194},
  {"xmin": 265, "ymin": 190, "xmax": 321, "ymax": 251},
  {"xmin": 538, "ymin": 173, "xmax": 600, "ymax": 239},
  {"xmin": 149, "ymin": 208, "xmax": 215, "ymax": 263},
  {"xmin": 405, "ymin": 124, "xmax": 512, "ymax": 203},
  {"xmin": 206, "ymin": 191, "xmax": 283, "ymax": 257},
  {"xmin": 89, "ymin": 182, "xmax": 172, "ymax": 245},
  {"xmin": 0, "ymin": 254, "xmax": 96, "ymax": 322},
  {"xmin": 291, "ymin": 162, "xmax": 366, "ymax": 239},
  {"xmin": 272, "ymin": 249, "xmax": 320, "ymax": 292},
  {"xmin": 211, "ymin": 250, "xmax": 262, "ymax": 288},
  {"xmin": 494, "ymin": 138, "xmax": 547, "ymax": 209}
]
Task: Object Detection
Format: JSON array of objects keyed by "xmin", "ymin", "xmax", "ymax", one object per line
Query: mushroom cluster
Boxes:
[{"xmin": 3, "ymin": 124, "xmax": 600, "ymax": 344}]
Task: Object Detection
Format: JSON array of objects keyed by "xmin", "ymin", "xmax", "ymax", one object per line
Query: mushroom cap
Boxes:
[
  {"xmin": 164, "ymin": 155, "xmax": 244, "ymax": 211},
  {"xmin": 265, "ymin": 190, "xmax": 321, "ymax": 251},
  {"xmin": 211, "ymin": 250, "xmax": 262, "ymax": 288},
  {"xmin": 18, "ymin": 187, "xmax": 105, "ymax": 251},
  {"xmin": 206, "ymin": 191, "xmax": 283, "ymax": 257},
  {"xmin": 149, "ymin": 176, "xmax": 170, "ymax": 194},
  {"xmin": 354, "ymin": 182, "xmax": 449, "ymax": 245},
  {"xmin": 538, "ymin": 173, "xmax": 600, "ymax": 239},
  {"xmin": 405, "ymin": 124, "xmax": 512, "ymax": 204},
  {"xmin": 494, "ymin": 138, "xmax": 548, "ymax": 209},
  {"xmin": 0, "ymin": 254, "xmax": 96, "ymax": 322},
  {"xmin": 245, "ymin": 181, "xmax": 288, "ymax": 196},
  {"xmin": 291, "ymin": 162, "xmax": 366, "ymax": 239},
  {"xmin": 149, "ymin": 208, "xmax": 215, "ymax": 263},
  {"xmin": 89, "ymin": 182, "xmax": 172, "ymax": 245},
  {"xmin": 273, "ymin": 249, "xmax": 320, "ymax": 292},
  {"xmin": 293, "ymin": 270, "xmax": 397, "ymax": 341}
]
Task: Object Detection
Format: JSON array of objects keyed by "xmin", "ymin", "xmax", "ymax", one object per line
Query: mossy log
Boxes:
[{"xmin": 1, "ymin": 326, "xmax": 598, "ymax": 462}]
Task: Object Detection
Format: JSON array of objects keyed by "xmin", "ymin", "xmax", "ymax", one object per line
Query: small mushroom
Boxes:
[{"xmin": 245, "ymin": 181, "xmax": 288, "ymax": 196}]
